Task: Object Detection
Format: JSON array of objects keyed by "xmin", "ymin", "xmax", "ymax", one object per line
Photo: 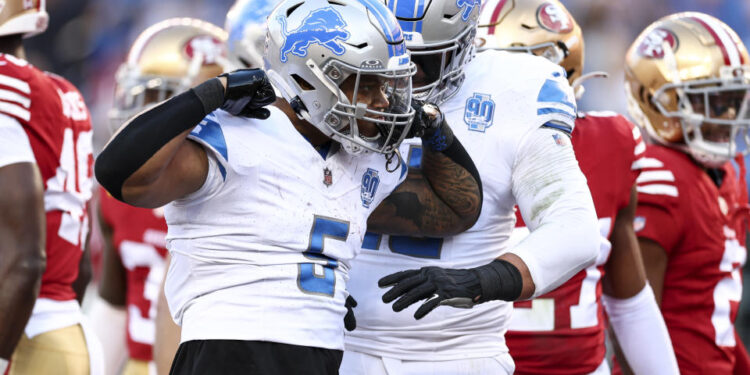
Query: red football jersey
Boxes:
[
  {"xmin": 506, "ymin": 112, "xmax": 644, "ymax": 374},
  {"xmin": 632, "ymin": 144, "xmax": 748, "ymax": 374},
  {"xmin": 99, "ymin": 187, "xmax": 168, "ymax": 361},
  {"xmin": 0, "ymin": 54, "xmax": 93, "ymax": 302}
]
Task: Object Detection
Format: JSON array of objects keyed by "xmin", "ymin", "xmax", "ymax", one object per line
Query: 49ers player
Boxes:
[
  {"xmin": 477, "ymin": 1, "xmax": 678, "ymax": 374},
  {"xmin": 91, "ymin": 18, "xmax": 228, "ymax": 375},
  {"xmin": 0, "ymin": 1, "xmax": 99, "ymax": 374},
  {"xmin": 625, "ymin": 12, "xmax": 750, "ymax": 375}
]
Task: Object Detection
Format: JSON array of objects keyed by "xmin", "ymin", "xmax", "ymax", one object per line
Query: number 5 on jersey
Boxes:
[{"xmin": 297, "ymin": 215, "xmax": 349, "ymax": 297}]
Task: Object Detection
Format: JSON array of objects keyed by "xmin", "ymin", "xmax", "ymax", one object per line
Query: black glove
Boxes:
[
  {"xmin": 378, "ymin": 260, "xmax": 523, "ymax": 320},
  {"xmin": 344, "ymin": 295, "xmax": 358, "ymax": 331},
  {"xmin": 408, "ymin": 99, "xmax": 454, "ymax": 152},
  {"xmin": 219, "ymin": 69, "xmax": 276, "ymax": 119}
]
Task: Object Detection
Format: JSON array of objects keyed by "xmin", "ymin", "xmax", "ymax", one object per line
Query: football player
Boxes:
[
  {"xmin": 90, "ymin": 18, "xmax": 227, "ymax": 375},
  {"xmin": 625, "ymin": 12, "xmax": 750, "ymax": 375},
  {"xmin": 147, "ymin": 7, "xmax": 276, "ymax": 372},
  {"xmin": 342, "ymin": 0, "xmax": 600, "ymax": 374},
  {"xmin": 473, "ymin": 1, "xmax": 680, "ymax": 374},
  {"xmin": 94, "ymin": 0, "xmax": 482, "ymax": 373},
  {"xmin": 0, "ymin": 1, "xmax": 100, "ymax": 374}
]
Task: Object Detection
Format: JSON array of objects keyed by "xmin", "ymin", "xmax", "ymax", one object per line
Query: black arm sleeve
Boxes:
[
  {"xmin": 94, "ymin": 79, "xmax": 224, "ymax": 201},
  {"xmin": 439, "ymin": 136, "xmax": 482, "ymax": 202}
]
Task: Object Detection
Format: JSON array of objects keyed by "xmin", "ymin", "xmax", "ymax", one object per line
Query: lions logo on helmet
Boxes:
[
  {"xmin": 456, "ymin": 0, "xmax": 481, "ymax": 22},
  {"xmin": 278, "ymin": 7, "xmax": 351, "ymax": 63}
]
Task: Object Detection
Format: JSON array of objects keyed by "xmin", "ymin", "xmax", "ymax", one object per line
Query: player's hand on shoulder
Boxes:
[
  {"xmin": 406, "ymin": 99, "xmax": 454, "ymax": 152},
  {"xmin": 219, "ymin": 68, "xmax": 276, "ymax": 119}
]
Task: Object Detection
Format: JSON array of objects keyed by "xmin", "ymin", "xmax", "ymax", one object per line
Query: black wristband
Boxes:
[
  {"xmin": 191, "ymin": 78, "xmax": 225, "ymax": 114},
  {"xmin": 95, "ymin": 89, "xmax": 209, "ymax": 201},
  {"xmin": 421, "ymin": 120, "xmax": 455, "ymax": 152},
  {"xmin": 472, "ymin": 259, "xmax": 523, "ymax": 302}
]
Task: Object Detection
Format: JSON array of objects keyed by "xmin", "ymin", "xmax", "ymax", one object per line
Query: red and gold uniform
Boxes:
[
  {"xmin": 99, "ymin": 187, "xmax": 168, "ymax": 364},
  {"xmin": 506, "ymin": 112, "xmax": 644, "ymax": 374},
  {"xmin": 632, "ymin": 144, "xmax": 748, "ymax": 374},
  {"xmin": 0, "ymin": 53, "xmax": 94, "ymax": 373}
]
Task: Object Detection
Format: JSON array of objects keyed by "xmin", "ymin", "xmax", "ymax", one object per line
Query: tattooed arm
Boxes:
[{"xmin": 368, "ymin": 105, "xmax": 482, "ymax": 237}]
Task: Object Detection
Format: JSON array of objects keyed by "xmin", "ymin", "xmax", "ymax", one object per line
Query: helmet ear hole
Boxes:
[{"xmin": 291, "ymin": 74, "xmax": 315, "ymax": 91}]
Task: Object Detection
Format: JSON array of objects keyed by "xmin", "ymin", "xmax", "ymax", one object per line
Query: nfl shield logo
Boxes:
[
  {"xmin": 361, "ymin": 168, "xmax": 380, "ymax": 208},
  {"xmin": 323, "ymin": 168, "xmax": 332, "ymax": 187},
  {"xmin": 464, "ymin": 93, "xmax": 495, "ymax": 132}
]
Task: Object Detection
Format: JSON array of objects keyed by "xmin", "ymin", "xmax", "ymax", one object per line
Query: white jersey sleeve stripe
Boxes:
[
  {"xmin": 636, "ymin": 184, "xmax": 678, "ymax": 197},
  {"xmin": 632, "ymin": 157, "xmax": 664, "ymax": 170},
  {"xmin": 0, "ymin": 89, "xmax": 29, "ymax": 108},
  {"xmin": 634, "ymin": 140, "xmax": 646, "ymax": 155},
  {"xmin": 636, "ymin": 170, "xmax": 675, "ymax": 184},
  {"xmin": 0, "ymin": 112, "xmax": 34, "ymax": 167},
  {"xmin": 0, "ymin": 73, "xmax": 30, "ymax": 94},
  {"xmin": 0, "ymin": 101, "xmax": 30, "ymax": 121}
]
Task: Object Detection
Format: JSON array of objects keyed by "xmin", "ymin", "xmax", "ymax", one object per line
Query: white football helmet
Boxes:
[
  {"xmin": 225, "ymin": 0, "xmax": 276, "ymax": 69},
  {"xmin": 265, "ymin": 0, "xmax": 416, "ymax": 155},
  {"xmin": 382, "ymin": 0, "xmax": 480, "ymax": 104}
]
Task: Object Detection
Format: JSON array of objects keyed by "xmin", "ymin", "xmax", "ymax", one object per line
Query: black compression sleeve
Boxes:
[
  {"xmin": 439, "ymin": 137, "xmax": 483, "ymax": 207},
  {"xmin": 95, "ymin": 79, "xmax": 223, "ymax": 201},
  {"xmin": 473, "ymin": 259, "xmax": 523, "ymax": 302}
]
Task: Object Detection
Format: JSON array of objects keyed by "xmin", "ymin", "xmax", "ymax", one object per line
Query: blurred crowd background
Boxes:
[{"xmin": 27, "ymin": 0, "xmax": 750, "ymax": 348}]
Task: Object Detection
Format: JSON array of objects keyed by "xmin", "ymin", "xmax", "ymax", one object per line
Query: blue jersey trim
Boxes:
[
  {"xmin": 537, "ymin": 107, "xmax": 576, "ymax": 119},
  {"xmin": 537, "ymin": 78, "xmax": 577, "ymax": 112},
  {"xmin": 191, "ymin": 114, "xmax": 229, "ymax": 180},
  {"xmin": 542, "ymin": 120, "xmax": 573, "ymax": 135}
]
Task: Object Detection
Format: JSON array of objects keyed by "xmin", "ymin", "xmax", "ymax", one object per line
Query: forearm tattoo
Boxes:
[{"xmin": 368, "ymin": 149, "xmax": 482, "ymax": 237}]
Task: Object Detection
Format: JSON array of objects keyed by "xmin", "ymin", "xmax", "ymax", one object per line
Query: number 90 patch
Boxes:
[{"xmin": 464, "ymin": 92, "xmax": 495, "ymax": 132}]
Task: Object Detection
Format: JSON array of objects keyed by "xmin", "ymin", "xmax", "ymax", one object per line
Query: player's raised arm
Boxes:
[
  {"xmin": 95, "ymin": 70, "xmax": 276, "ymax": 208},
  {"xmin": 368, "ymin": 102, "xmax": 482, "ymax": 237}
]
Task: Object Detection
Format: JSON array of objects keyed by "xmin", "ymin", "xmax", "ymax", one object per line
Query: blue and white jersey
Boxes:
[
  {"xmin": 163, "ymin": 107, "xmax": 406, "ymax": 350},
  {"xmin": 346, "ymin": 50, "xmax": 593, "ymax": 361}
]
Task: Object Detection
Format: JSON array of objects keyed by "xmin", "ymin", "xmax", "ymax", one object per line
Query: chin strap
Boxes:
[{"xmin": 571, "ymin": 71, "xmax": 609, "ymax": 100}]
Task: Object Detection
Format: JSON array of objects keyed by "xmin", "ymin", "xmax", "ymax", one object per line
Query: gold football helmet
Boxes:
[
  {"xmin": 476, "ymin": 0, "xmax": 583, "ymax": 86},
  {"xmin": 625, "ymin": 12, "xmax": 750, "ymax": 167},
  {"xmin": 109, "ymin": 18, "xmax": 228, "ymax": 130},
  {"xmin": 0, "ymin": 0, "xmax": 48, "ymax": 38}
]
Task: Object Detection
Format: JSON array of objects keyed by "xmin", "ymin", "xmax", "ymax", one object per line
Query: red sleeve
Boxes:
[
  {"xmin": 634, "ymin": 149, "xmax": 683, "ymax": 255},
  {"xmin": 624, "ymin": 117, "xmax": 645, "ymax": 191},
  {"xmin": 634, "ymin": 203, "xmax": 682, "ymax": 253}
]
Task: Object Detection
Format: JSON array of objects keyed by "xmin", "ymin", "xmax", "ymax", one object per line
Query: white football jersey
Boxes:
[
  {"xmin": 163, "ymin": 107, "xmax": 406, "ymax": 351},
  {"xmin": 345, "ymin": 50, "xmax": 580, "ymax": 360}
]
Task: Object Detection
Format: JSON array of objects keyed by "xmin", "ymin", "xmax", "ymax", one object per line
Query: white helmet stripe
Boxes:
[{"xmin": 690, "ymin": 14, "xmax": 742, "ymax": 67}]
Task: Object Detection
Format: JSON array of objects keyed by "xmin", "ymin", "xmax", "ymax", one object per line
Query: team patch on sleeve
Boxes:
[
  {"xmin": 190, "ymin": 113, "xmax": 228, "ymax": 180},
  {"xmin": 536, "ymin": 73, "xmax": 576, "ymax": 133}
]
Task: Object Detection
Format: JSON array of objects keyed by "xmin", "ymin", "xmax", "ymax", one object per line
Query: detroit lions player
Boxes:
[
  {"xmin": 342, "ymin": 1, "xmax": 599, "ymax": 374},
  {"xmin": 95, "ymin": 0, "xmax": 482, "ymax": 374}
]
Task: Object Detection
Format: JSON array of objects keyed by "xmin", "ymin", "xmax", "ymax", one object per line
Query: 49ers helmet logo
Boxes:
[
  {"xmin": 637, "ymin": 28, "xmax": 678, "ymax": 59},
  {"xmin": 184, "ymin": 35, "xmax": 225, "ymax": 65},
  {"xmin": 537, "ymin": 3, "xmax": 573, "ymax": 34}
]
